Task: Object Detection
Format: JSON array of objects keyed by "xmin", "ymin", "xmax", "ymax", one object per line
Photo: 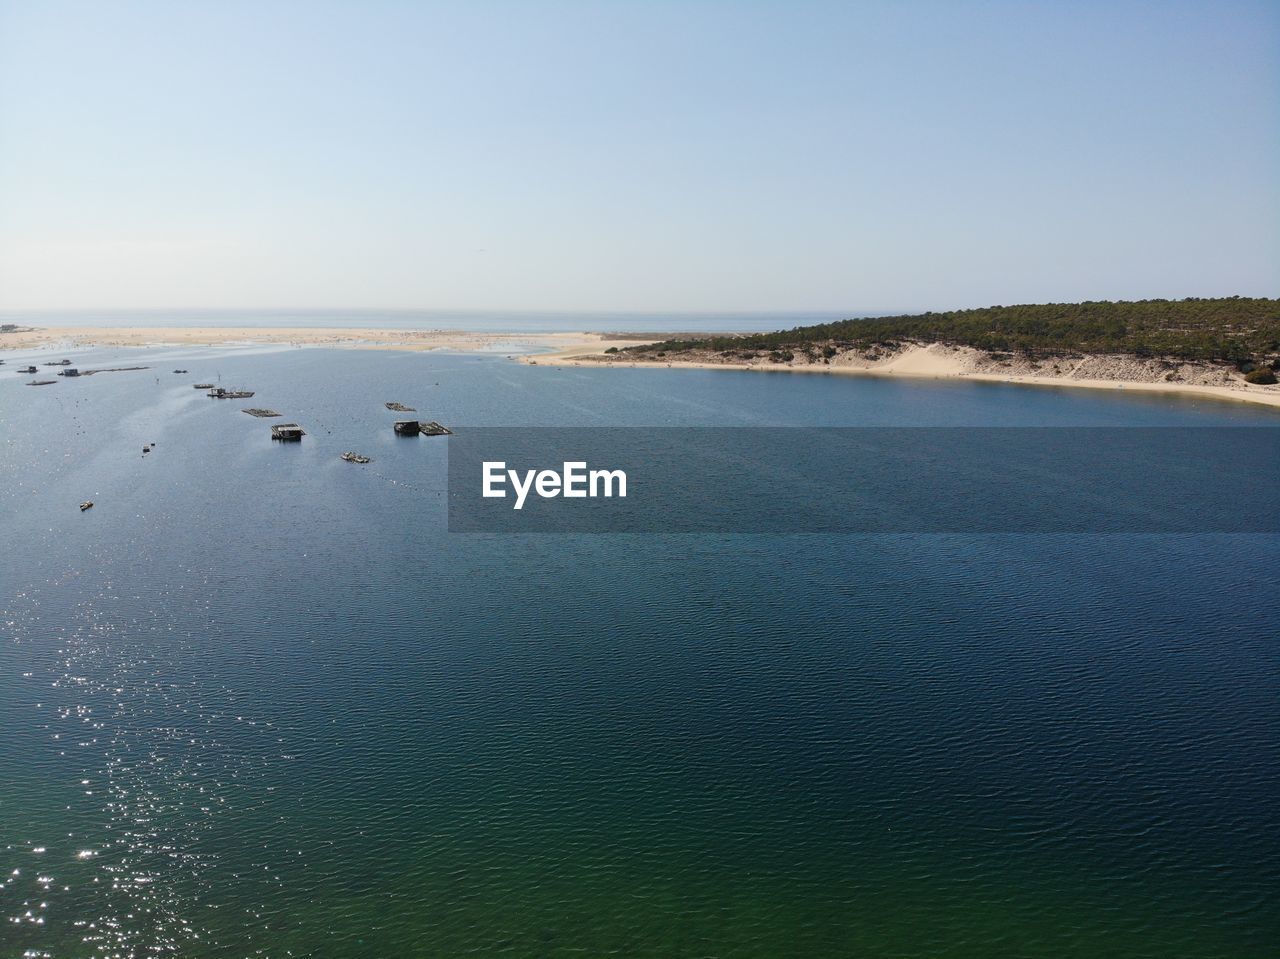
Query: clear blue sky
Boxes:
[{"xmin": 0, "ymin": 0, "xmax": 1276, "ymax": 313}]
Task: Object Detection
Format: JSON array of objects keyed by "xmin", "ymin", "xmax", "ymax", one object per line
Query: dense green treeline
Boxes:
[{"xmin": 627, "ymin": 297, "xmax": 1280, "ymax": 362}]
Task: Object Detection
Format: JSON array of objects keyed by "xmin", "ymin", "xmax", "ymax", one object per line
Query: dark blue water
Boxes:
[{"xmin": 1, "ymin": 344, "xmax": 1277, "ymax": 957}]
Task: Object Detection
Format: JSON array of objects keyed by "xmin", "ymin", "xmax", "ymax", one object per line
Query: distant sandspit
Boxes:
[
  {"xmin": 0, "ymin": 326, "xmax": 640, "ymax": 354},
  {"xmin": 525, "ymin": 341, "xmax": 1280, "ymax": 409}
]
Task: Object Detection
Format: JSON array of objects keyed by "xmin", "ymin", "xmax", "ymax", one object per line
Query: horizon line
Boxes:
[{"xmin": 2, "ymin": 294, "xmax": 1274, "ymax": 318}]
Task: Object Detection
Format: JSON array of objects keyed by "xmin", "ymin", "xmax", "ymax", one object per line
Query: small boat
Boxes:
[
  {"xmin": 79, "ymin": 501, "xmax": 93, "ymax": 511},
  {"xmin": 143, "ymin": 444, "xmax": 152, "ymax": 453},
  {"xmin": 394, "ymin": 420, "xmax": 453, "ymax": 436},
  {"xmin": 385, "ymin": 402, "xmax": 416, "ymax": 412},
  {"xmin": 208, "ymin": 387, "xmax": 255, "ymax": 399},
  {"xmin": 18, "ymin": 365, "xmax": 37, "ymax": 374},
  {"xmin": 173, "ymin": 369, "xmax": 188, "ymax": 374},
  {"xmin": 340, "ymin": 452, "xmax": 372, "ymax": 464},
  {"xmin": 26, "ymin": 379, "xmax": 57, "ymax": 386},
  {"xmin": 193, "ymin": 383, "xmax": 215, "ymax": 389},
  {"xmin": 271, "ymin": 423, "xmax": 305, "ymax": 441}
]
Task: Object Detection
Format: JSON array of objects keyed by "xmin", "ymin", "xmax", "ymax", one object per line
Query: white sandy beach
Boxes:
[
  {"xmin": 525, "ymin": 340, "xmax": 1280, "ymax": 409},
  {"xmin": 0, "ymin": 326, "xmax": 640, "ymax": 355}
]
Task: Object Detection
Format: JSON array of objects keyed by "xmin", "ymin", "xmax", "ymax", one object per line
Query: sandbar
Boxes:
[{"xmin": 0, "ymin": 326, "xmax": 634, "ymax": 355}]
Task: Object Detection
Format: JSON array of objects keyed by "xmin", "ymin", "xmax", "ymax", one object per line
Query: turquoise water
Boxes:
[{"xmin": 1, "ymin": 344, "xmax": 1277, "ymax": 957}]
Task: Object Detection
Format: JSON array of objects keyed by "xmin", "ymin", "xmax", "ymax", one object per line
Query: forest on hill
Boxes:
[{"xmin": 625, "ymin": 298, "xmax": 1280, "ymax": 363}]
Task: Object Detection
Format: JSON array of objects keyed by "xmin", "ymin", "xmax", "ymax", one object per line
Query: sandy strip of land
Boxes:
[
  {"xmin": 525, "ymin": 341, "xmax": 1280, "ymax": 409},
  {"xmin": 0, "ymin": 326, "xmax": 638, "ymax": 354}
]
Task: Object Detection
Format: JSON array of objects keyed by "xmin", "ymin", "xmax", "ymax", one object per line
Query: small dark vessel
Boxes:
[
  {"xmin": 395, "ymin": 420, "xmax": 453, "ymax": 436},
  {"xmin": 18, "ymin": 365, "xmax": 37, "ymax": 374},
  {"xmin": 27, "ymin": 379, "xmax": 57, "ymax": 386},
  {"xmin": 79, "ymin": 501, "xmax": 93, "ymax": 511},
  {"xmin": 271, "ymin": 423, "xmax": 305, "ymax": 441},
  {"xmin": 173, "ymin": 369, "xmax": 188, "ymax": 373},
  {"xmin": 193, "ymin": 383, "xmax": 215, "ymax": 389}
]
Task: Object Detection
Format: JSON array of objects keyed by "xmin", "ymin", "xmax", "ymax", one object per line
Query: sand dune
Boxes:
[{"xmin": 526, "ymin": 341, "xmax": 1280, "ymax": 410}]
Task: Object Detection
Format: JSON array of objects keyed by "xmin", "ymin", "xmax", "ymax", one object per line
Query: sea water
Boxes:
[{"xmin": 1, "ymin": 343, "xmax": 1276, "ymax": 957}]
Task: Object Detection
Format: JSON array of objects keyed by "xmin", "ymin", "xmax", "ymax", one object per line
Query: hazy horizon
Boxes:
[{"xmin": 2, "ymin": 0, "xmax": 1277, "ymax": 312}]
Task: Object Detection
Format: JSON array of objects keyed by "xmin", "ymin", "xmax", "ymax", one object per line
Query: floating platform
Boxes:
[
  {"xmin": 395, "ymin": 420, "xmax": 452, "ymax": 436},
  {"xmin": 242, "ymin": 408, "xmax": 282, "ymax": 417},
  {"xmin": 385, "ymin": 402, "xmax": 416, "ymax": 412},
  {"xmin": 271, "ymin": 423, "xmax": 305, "ymax": 441},
  {"xmin": 208, "ymin": 387, "xmax": 255, "ymax": 399},
  {"xmin": 340, "ymin": 452, "xmax": 372, "ymax": 464}
]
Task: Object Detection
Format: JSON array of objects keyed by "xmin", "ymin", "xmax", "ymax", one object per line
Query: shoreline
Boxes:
[
  {"xmin": 6, "ymin": 325, "xmax": 1278, "ymax": 410},
  {"xmin": 524, "ymin": 342, "xmax": 1280, "ymax": 410},
  {"xmin": 0, "ymin": 326, "xmax": 644, "ymax": 355}
]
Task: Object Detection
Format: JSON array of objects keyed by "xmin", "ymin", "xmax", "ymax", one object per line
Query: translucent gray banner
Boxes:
[{"xmin": 445, "ymin": 428, "xmax": 1280, "ymax": 533}]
